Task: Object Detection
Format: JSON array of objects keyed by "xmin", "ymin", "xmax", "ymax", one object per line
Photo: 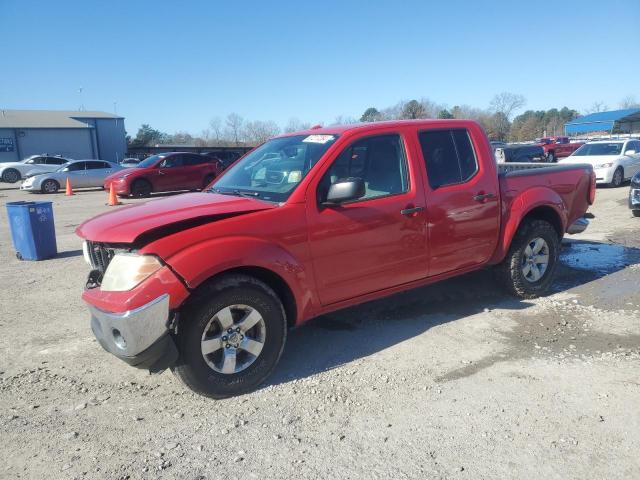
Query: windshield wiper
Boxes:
[{"xmin": 211, "ymin": 188, "xmax": 260, "ymax": 198}]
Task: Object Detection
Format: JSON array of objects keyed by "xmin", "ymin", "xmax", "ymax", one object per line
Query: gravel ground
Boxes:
[{"xmin": 1, "ymin": 184, "xmax": 639, "ymax": 480}]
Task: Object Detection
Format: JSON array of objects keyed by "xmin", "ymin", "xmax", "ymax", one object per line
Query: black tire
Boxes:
[
  {"xmin": 131, "ymin": 179, "xmax": 152, "ymax": 197},
  {"xmin": 171, "ymin": 274, "xmax": 287, "ymax": 398},
  {"xmin": 41, "ymin": 179, "xmax": 60, "ymax": 194},
  {"xmin": 546, "ymin": 151, "xmax": 556, "ymax": 163},
  {"xmin": 2, "ymin": 168, "xmax": 21, "ymax": 183},
  {"xmin": 610, "ymin": 167, "xmax": 624, "ymax": 187},
  {"xmin": 495, "ymin": 219, "xmax": 560, "ymax": 299},
  {"xmin": 632, "ymin": 210, "xmax": 640, "ymax": 218}
]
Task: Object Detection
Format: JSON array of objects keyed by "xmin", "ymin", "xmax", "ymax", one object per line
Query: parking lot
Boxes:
[{"xmin": 1, "ymin": 184, "xmax": 639, "ymax": 479}]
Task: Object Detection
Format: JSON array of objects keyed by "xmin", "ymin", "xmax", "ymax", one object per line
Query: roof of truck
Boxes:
[{"xmin": 281, "ymin": 119, "xmax": 478, "ymax": 137}]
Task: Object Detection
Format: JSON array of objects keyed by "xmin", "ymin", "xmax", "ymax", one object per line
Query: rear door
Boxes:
[
  {"xmin": 85, "ymin": 161, "xmax": 114, "ymax": 187},
  {"xmin": 417, "ymin": 127, "xmax": 500, "ymax": 277},
  {"xmin": 155, "ymin": 154, "xmax": 189, "ymax": 191},
  {"xmin": 63, "ymin": 162, "xmax": 89, "ymax": 187},
  {"xmin": 307, "ymin": 131, "xmax": 428, "ymax": 305},
  {"xmin": 183, "ymin": 154, "xmax": 211, "ymax": 189}
]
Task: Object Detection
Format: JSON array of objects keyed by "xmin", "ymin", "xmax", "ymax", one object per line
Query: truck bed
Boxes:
[{"xmin": 497, "ymin": 162, "xmax": 594, "ymax": 234}]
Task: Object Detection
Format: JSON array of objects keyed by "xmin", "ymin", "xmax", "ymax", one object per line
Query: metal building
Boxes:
[
  {"xmin": 565, "ymin": 108, "xmax": 640, "ymax": 136},
  {"xmin": 0, "ymin": 110, "xmax": 126, "ymax": 163}
]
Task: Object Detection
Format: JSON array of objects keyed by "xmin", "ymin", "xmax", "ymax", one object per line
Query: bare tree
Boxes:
[
  {"xmin": 400, "ymin": 100, "xmax": 427, "ymax": 119},
  {"xmin": 585, "ymin": 101, "xmax": 608, "ymax": 114},
  {"xmin": 225, "ymin": 113, "xmax": 244, "ymax": 146},
  {"xmin": 284, "ymin": 117, "xmax": 311, "ymax": 133},
  {"xmin": 243, "ymin": 120, "xmax": 280, "ymax": 144},
  {"xmin": 489, "ymin": 92, "xmax": 526, "ymax": 120},
  {"xmin": 619, "ymin": 95, "xmax": 640, "ymax": 109},
  {"xmin": 209, "ymin": 117, "xmax": 223, "ymax": 144},
  {"xmin": 330, "ymin": 115, "xmax": 357, "ymax": 126}
]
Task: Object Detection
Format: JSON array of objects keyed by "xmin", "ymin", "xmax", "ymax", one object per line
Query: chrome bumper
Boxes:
[
  {"xmin": 89, "ymin": 294, "xmax": 170, "ymax": 358},
  {"xmin": 567, "ymin": 217, "xmax": 589, "ymax": 235}
]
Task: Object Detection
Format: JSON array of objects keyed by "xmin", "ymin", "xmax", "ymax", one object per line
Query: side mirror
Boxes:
[
  {"xmin": 324, "ymin": 177, "xmax": 365, "ymax": 205},
  {"xmin": 625, "ymin": 150, "xmax": 636, "ymax": 156}
]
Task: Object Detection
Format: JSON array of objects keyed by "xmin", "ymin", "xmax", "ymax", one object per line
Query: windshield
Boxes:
[
  {"xmin": 210, "ymin": 134, "xmax": 339, "ymax": 202},
  {"xmin": 136, "ymin": 154, "xmax": 166, "ymax": 168},
  {"xmin": 572, "ymin": 143, "xmax": 623, "ymax": 156}
]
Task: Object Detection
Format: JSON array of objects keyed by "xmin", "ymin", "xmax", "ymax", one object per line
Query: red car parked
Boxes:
[
  {"xmin": 535, "ymin": 136, "xmax": 584, "ymax": 162},
  {"xmin": 78, "ymin": 120, "xmax": 594, "ymax": 398},
  {"xmin": 104, "ymin": 152, "xmax": 223, "ymax": 197}
]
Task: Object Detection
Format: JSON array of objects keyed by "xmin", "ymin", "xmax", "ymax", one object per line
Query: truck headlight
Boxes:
[
  {"xmin": 101, "ymin": 253, "xmax": 162, "ymax": 291},
  {"xmin": 596, "ymin": 162, "xmax": 613, "ymax": 168}
]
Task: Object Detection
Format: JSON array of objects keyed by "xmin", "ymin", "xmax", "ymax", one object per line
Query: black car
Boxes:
[
  {"xmin": 496, "ymin": 144, "xmax": 546, "ymax": 163},
  {"xmin": 202, "ymin": 150, "xmax": 243, "ymax": 170},
  {"xmin": 630, "ymin": 171, "xmax": 640, "ymax": 217}
]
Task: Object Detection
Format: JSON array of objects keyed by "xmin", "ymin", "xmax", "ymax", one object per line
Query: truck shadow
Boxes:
[{"xmin": 265, "ymin": 239, "xmax": 640, "ymax": 388}]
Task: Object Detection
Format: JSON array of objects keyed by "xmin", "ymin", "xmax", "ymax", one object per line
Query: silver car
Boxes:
[{"xmin": 20, "ymin": 159, "xmax": 123, "ymax": 193}]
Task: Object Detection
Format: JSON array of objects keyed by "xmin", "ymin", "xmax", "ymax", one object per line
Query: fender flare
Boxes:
[
  {"xmin": 164, "ymin": 236, "xmax": 317, "ymax": 324},
  {"xmin": 491, "ymin": 186, "xmax": 566, "ymax": 263}
]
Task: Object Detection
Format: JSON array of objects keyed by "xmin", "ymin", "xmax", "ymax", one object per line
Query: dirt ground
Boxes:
[{"xmin": 1, "ymin": 183, "xmax": 639, "ymax": 480}]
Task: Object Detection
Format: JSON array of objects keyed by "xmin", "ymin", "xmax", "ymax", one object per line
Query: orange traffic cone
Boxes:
[
  {"xmin": 65, "ymin": 178, "xmax": 74, "ymax": 196},
  {"xmin": 107, "ymin": 183, "xmax": 121, "ymax": 206}
]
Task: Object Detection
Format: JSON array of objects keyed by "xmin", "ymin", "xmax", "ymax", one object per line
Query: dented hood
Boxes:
[{"xmin": 76, "ymin": 192, "xmax": 277, "ymax": 244}]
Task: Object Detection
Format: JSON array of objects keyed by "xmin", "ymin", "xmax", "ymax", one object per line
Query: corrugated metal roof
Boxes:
[
  {"xmin": 0, "ymin": 110, "xmax": 123, "ymax": 129},
  {"xmin": 565, "ymin": 108, "xmax": 640, "ymax": 134}
]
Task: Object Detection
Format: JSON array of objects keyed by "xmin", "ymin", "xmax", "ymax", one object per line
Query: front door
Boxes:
[
  {"xmin": 63, "ymin": 161, "xmax": 89, "ymax": 187},
  {"xmin": 307, "ymin": 132, "xmax": 428, "ymax": 305},
  {"xmin": 155, "ymin": 154, "xmax": 189, "ymax": 191},
  {"xmin": 417, "ymin": 127, "xmax": 500, "ymax": 277}
]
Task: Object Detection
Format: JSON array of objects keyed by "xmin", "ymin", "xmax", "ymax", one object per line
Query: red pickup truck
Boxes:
[
  {"xmin": 535, "ymin": 136, "xmax": 584, "ymax": 162},
  {"xmin": 77, "ymin": 120, "xmax": 595, "ymax": 398}
]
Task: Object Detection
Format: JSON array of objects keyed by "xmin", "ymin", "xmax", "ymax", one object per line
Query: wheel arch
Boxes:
[
  {"xmin": 490, "ymin": 187, "xmax": 567, "ymax": 264},
  {"xmin": 187, "ymin": 266, "xmax": 298, "ymax": 329}
]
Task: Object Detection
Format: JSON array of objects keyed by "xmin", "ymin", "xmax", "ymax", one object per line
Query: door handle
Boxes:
[
  {"xmin": 473, "ymin": 193, "xmax": 496, "ymax": 202},
  {"xmin": 400, "ymin": 206, "xmax": 425, "ymax": 216}
]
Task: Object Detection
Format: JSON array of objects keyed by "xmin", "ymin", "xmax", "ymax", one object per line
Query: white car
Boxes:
[
  {"xmin": 20, "ymin": 159, "xmax": 123, "ymax": 193},
  {"xmin": 560, "ymin": 139, "xmax": 640, "ymax": 187},
  {"xmin": 0, "ymin": 155, "xmax": 71, "ymax": 183}
]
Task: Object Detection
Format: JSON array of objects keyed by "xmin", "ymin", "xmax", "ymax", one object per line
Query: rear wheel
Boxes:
[
  {"xmin": 495, "ymin": 219, "xmax": 560, "ymax": 299},
  {"xmin": 41, "ymin": 179, "xmax": 60, "ymax": 194},
  {"xmin": 610, "ymin": 167, "xmax": 624, "ymax": 187},
  {"xmin": 2, "ymin": 168, "xmax": 20, "ymax": 183},
  {"xmin": 632, "ymin": 210, "xmax": 640, "ymax": 217},
  {"xmin": 131, "ymin": 179, "xmax": 152, "ymax": 197},
  {"xmin": 171, "ymin": 274, "xmax": 287, "ymax": 398}
]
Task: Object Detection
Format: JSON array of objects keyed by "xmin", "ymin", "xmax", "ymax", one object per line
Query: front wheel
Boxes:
[
  {"xmin": 610, "ymin": 167, "xmax": 624, "ymax": 187},
  {"xmin": 131, "ymin": 179, "xmax": 152, "ymax": 197},
  {"xmin": 546, "ymin": 151, "xmax": 556, "ymax": 163},
  {"xmin": 632, "ymin": 210, "xmax": 640, "ymax": 218},
  {"xmin": 171, "ymin": 274, "xmax": 287, "ymax": 398},
  {"xmin": 41, "ymin": 179, "xmax": 60, "ymax": 194},
  {"xmin": 2, "ymin": 168, "xmax": 21, "ymax": 183},
  {"xmin": 495, "ymin": 219, "xmax": 560, "ymax": 299}
]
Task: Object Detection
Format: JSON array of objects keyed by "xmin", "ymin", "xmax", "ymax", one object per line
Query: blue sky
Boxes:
[{"xmin": 2, "ymin": 0, "xmax": 639, "ymax": 136}]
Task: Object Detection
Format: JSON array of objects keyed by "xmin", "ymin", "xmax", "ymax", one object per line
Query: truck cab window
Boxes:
[
  {"xmin": 319, "ymin": 134, "xmax": 408, "ymax": 202},
  {"xmin": 419, "ymin": 129, "xmax": 478, "ymax": 188}
]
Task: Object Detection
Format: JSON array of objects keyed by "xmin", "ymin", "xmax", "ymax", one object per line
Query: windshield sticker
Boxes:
[{"xmin": 302, "ymin": 135, "xmax": 335, "ymax": 144}]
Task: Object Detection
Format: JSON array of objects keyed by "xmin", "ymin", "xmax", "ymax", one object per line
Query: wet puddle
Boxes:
[{"xmin": 560, "ymin": 242, "xmax": 632, "ymax": 275}]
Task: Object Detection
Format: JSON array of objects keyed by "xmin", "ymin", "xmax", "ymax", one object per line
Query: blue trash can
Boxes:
[{"xmin": 6, "ymin": 201, "xmax": 58, "ymax": 260}]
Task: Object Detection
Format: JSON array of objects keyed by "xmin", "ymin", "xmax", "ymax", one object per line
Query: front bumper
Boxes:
[
  {"xmin": 89, "ymin": 294, "xmax": 178, "ymax": 372},
  {"xmin": 630, "ymin": 187, "xmax": 640, "ymax": 210},
  {"xmin": 567, "ymin": 217, "xmax": 589, "ymax": 235},
  {"xmin": 594, "ymin": 167, "xmax": 614, "ymax": 184},
  {"xmin": 20, "ymin": 181, "xmax": 38, "ymax": 191}
]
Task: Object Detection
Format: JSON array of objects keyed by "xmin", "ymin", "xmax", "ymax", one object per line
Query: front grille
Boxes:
[{"xmin": 86, "ymin": 241, "xmax": 116, "ymax": 274}]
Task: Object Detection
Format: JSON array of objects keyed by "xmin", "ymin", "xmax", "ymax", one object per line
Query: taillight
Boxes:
[{"xmin": 588, "ymin": 170, "xmax": 596, "ymax": 205}]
